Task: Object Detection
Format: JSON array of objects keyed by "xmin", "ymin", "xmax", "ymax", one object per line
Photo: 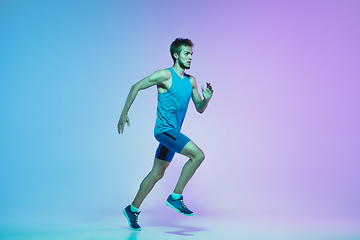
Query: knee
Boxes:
[
  {"xmin": 194, "ymin": 150, "xmax": 205, "ymax": 163},
  {"xmin": 150, "ymin": 171, "xmax": 164, "ymax": 181}
]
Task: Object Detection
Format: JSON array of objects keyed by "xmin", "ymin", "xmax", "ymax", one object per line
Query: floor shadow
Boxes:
[
  {"xmin": 164, "ymin": 225, "xmax": 205, "ymax": 236},
  {"xmin": 143, "ymin": 207, "xmax": 207, "ymax": 236}
]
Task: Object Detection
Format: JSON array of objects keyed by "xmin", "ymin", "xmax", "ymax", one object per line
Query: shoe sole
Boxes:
[
  {"xmin": 165, "ymin": 200, "xmax": 194, "ymax": 216},
  {"xmin": 123, "ymin": 208, "xmax": 141, "ymax": 231}
]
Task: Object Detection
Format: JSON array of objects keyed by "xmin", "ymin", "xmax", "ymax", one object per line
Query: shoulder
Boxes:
[
  {"xmin": 157, "ymin": 69, "xmax": 171, "ymax": 78},
  {"xmin": 186, "ymin": 74, "xmax": 197, "ymax": 87},
  {"xmin": 186, "ymin": 73, "xmax": 196, "ymax": 81},
  {"xmin": 149, "ymin": 69, "xmax": 171, "ymax": 83}
]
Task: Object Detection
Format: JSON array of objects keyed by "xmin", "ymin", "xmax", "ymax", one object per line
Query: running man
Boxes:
[{"xmin": 117, "ymin": 38, "xmax": 213, "ymax": 231}]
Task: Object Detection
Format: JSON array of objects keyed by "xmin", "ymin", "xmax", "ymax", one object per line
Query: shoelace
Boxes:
[
  {"xmin": 133, "ymin": 211, "xmax": 140, "ymax": 223},
  {"xmin": 179, "ymin": 199, "xmax": 189, "ymax": 209}
]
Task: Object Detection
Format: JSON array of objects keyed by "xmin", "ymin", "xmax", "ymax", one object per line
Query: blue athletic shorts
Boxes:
[{"xmin": 155, "ymin": 129, "xmax": 191, "ymax": 162}]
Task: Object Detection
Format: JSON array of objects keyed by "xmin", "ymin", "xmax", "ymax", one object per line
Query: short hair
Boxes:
[{"xmin": 170, "ymin": 38, "xmax": 194, "ymax": 63}]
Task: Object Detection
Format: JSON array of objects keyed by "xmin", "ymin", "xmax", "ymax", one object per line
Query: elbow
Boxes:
[
  {"xmin": 131, "ymin": 83, "xmax": 140, "ymax": 93},
  {"xmin": 197, "ymin": 108, "xmax": 205, "ymax": 114},
  {"xmin": 196, "ymin": 104, "xmax": 205, "ymax": 114}
]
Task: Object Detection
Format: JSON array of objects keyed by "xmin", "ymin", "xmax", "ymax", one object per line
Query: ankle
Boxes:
[
  {"xmin": 171, "ymin": 192, "xmax": 182, "ymax": 200},
  {"xmin": 130, "ymin": 204, "xmax": 139, "ymax": 213}
]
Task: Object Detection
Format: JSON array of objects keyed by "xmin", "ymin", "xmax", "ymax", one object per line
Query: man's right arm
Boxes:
[{"xmin": 117, "ymin": 69, "xmax": 170, "ymax": 134}]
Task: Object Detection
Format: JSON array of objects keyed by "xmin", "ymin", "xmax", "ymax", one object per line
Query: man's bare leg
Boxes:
[
  {"xmin": 131, "ymin": 158, "xmax": 170, "ymax": 208},
  {"xmin": 173, "ymin": 141, "xmax": 205, "ymax": 195}
]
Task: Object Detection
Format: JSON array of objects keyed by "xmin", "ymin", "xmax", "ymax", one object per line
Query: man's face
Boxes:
[{"xmin": 177, "ymin": 46, "xmax": 193, "ymax": 70}]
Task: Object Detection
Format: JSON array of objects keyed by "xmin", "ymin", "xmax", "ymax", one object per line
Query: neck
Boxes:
[{"xmin": 172, "ymin": 62, "xmax": 185, "ymax": 78}]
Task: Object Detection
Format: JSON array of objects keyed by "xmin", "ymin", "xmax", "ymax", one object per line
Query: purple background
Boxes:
[{"xmin": 1, "ymin": 0, "xmax": 359, "ymax": 234}]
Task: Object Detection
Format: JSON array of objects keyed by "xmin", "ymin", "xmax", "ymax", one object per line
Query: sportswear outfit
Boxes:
[{"xmin": 154, "ymin": 67, "xmax": 193, "ymax": 162}]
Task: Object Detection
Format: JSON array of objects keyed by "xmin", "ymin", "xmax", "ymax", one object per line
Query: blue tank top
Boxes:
[{"xmin": 154, "ymin": 67, "xmax": 193, "ymax": 135}]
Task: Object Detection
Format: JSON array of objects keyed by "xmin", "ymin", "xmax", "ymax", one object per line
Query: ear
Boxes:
[{"xmin": 173, "ymin": 52, "xmax": 179, "ymax": 60}]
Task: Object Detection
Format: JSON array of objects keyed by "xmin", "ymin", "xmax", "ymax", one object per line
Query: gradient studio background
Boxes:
[{"xmin": 1, "ymin": 0, "xmax": 359, "ymax": 232}]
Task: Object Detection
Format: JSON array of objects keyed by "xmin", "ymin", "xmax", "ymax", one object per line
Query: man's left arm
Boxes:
[{"xmin": 189, "ymin": 76, "xmax": 213, "ymax": 114}]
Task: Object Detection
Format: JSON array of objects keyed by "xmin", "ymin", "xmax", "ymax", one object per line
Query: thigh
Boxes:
[
  {"xmin": 155, "ymin": 143, "xmax": 175, "ymax": 162},
  {"xmin": 151, "ymin": 157, "xmax": 170, "ymax": 175},
  {"xmin": 180, "ymin": 141, "xmax": 204, "ymax": 160},
  {"xmin": 155, "ymin": 129, "xmax": 191, "ymax": 154}
]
